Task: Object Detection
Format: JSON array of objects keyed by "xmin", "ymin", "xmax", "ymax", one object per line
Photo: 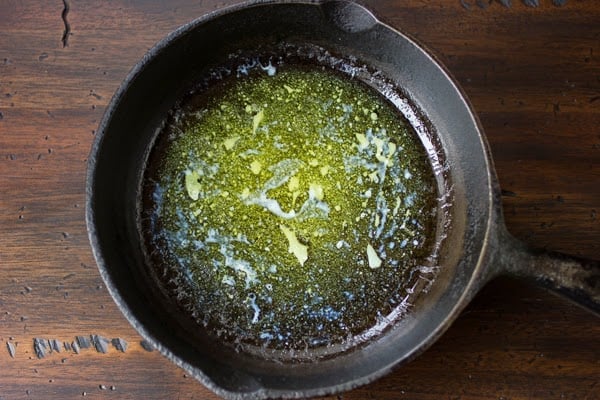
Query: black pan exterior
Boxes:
[{"xmin": 86, "ymin": 1, "xmax": 496, "ymax": 399}]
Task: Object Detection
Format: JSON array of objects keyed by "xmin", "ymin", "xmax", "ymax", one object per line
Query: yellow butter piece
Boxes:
[
  {"xmin": 280, "ymin": 225, "xmax": 308, "ymax": 267},
  {"xmin": 288, "ymin": 176, "xmax": 300, "ymax": 191},
  {"xmin": 366, "ymin": 244, "xmax": 382, "ymax": 269},
  {"xmin": 252, "ymin": 109, "xmax": 264, "ymax": 133},
  {"xmin": 250, "ymin": 160, "xmax": 262, "ymax": 175},
  {"xmin": 309, "ymin": 183, "xmax": 324, "ymax": 201},
  {"xmin": 223, "ymin": 136, "xmax": 240, "ymax": 150},
  {"xmin": 355, "ymin": 132, "xmax": 368, "ymax": 149},
  {"xmin": 184, "ymin": 170, "xmax": 201, "ymax": 201}
]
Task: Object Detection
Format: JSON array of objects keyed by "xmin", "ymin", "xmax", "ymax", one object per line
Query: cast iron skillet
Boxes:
[{"xmin": 86, "ymin": 1, "xmax": 599, "ymax": 399}]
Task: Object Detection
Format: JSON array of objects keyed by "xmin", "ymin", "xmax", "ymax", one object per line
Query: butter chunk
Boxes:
[
  {"xmin": 223, "ymin": 136, "xmax": 240, "ymax": 150},
  {"xmin": 250, "ymin": 160, "xmax": 262, "ymax": 175},
  {"xmin": 288, "ymin": 176, "xmax": 300, "ymax": 192},
  {"xmin": 280, "ymin": 225, "xmax": 308, "ymax": 266},
  {"xmin": 309, "ymin": 183, "xmax": 324, "ymax": 201},
  {"xmin": 366, "ymin": 244, "xmax": 382, "ymax": 269},
  {"xmin": 184, "ymin": 170, "xmax": 201, "ymax": 201},
  {"xmin": 252, "ymin": 109, "xmax": 264, "ymax": 134},
  {"xmin": 355, "ymin": 132, "xmax": 368, "ymax": 150}
]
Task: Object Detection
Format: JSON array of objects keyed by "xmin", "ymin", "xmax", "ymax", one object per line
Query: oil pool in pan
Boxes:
[{"xmin": 142, "ymin": 56, "xmax": 439, "ymax": 352}]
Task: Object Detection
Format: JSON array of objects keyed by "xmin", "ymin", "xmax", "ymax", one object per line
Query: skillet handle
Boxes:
[{"xmin": 494, "ymin": 227, "xmax": 600, "ymax": 316}]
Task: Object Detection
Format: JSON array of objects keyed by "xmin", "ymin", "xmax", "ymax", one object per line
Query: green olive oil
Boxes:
[{"xmin": 143, "ymin": 62, "xmax": 438, "ymax": 351}]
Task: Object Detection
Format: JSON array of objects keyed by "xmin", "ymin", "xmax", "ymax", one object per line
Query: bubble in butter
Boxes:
[{"xmin": 142, "ymin": 60, "xmax": 438, "ymax": 352}]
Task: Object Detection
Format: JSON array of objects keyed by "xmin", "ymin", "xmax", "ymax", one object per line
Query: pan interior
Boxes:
[{"xmin": 139, "ymin": 44, "xmax": 451, "ymax": 361}]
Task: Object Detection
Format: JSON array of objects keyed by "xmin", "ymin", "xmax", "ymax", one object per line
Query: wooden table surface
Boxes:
[{"xmin": 1, "ymin": 1, "xmax": 599, "ymax": 399}]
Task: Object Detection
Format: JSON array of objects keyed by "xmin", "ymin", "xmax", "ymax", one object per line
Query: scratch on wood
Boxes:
[
  {"xmin": 496, "ymin": 0, "xmax": 511, "ymax": 7},
  {"xmin": 111, "ymin": 337, "xmax": 128, "ymax": 352},
  {"xmin": 140, "ymin": 339, "xmax": 155, "ymax": 352},
  {"xmin": 6, "ymin": 342, "xmax": 16, "ymax": 358},
  {"xmin": 91, "ymin": 335, "xmax": 109, "ymax": 354},
  {"xmin": 76, "ymin": 335, "xmax": 91, "ymax": 349},
  {"xmin": 20, "ymin": 334, "xmax": 133, "ymax": 359},
  {"xmin": 49, "ymin": 339, "xmax": 62, "ymax": 353},
  {"xmin": 33, "ymin": 338, "xmax": 49, "ymax": 359},
  {"xmin": 522, "ymin": 0, "xmax": 539, "ymax": 6},
  {"xmin": 61, "ymin": 0, "xmax": 71, "ymax": 47},
  {"xmin": 71, "ymin": 340, "xmax": 80, "ymax": 354},
  {"xmin": 501, "ymin": 189, "xmax": 518, "ymax": 197},
  {"xmin": 476, "ymin": 0, "xmax": 491, "ymax": 9}
]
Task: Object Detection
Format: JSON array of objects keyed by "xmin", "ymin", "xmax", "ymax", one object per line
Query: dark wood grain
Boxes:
[{"xmin": 1, "ymin": 1, "xmax": 598, "ymax": 399}]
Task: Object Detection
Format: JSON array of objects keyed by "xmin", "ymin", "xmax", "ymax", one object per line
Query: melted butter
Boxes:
[{"xmin": 143, "ymin": 62, "xmax": 438, "ymax": 351}]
